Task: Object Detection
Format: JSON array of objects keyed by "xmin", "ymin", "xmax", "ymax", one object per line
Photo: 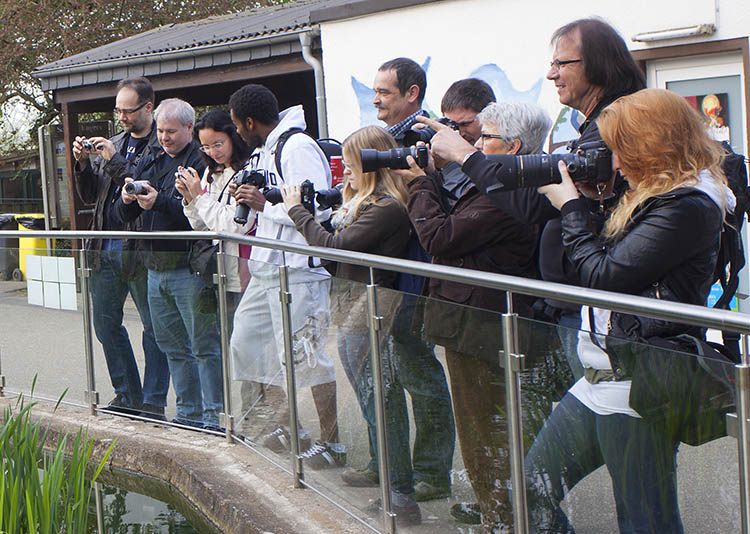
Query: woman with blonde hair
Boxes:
[
  {"xmin": 528, "ymin": 88, "xmax": 733, "ymax": 533},
  {"xmin": 282, "ymin": 125, "xmax": 423, "ymax": 524}
]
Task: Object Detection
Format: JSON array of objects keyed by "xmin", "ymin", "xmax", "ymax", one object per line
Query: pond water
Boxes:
[{"xmin": 88, "ymin": 468, "xmax": 220, "ymax": 534}]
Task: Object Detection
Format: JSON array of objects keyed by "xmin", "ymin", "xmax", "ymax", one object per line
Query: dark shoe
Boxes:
[
  {"xmin": 300, "ymin": 441, "xmax": 347, "ymax": 470},
  {"xmin": 102, "ymin": 394, "xmax": 141, "ymax": 416},
  {"xmin": 450, "ymin": 502, "xmax": 482, "ymax": 525},
  {"xmin": 260, "ymin": 425, "xmax": 311, "ymax": 453},
  {"xmin": 365, "ymin": 497, "xmax": 421, "ymax": 527},
  {"xmin": 341, "ymin": 466, "xmax": 379, "ymax": 487},
  {"xmin": 414, "ymin": 480, "xmax": 451, "ymax": 501},
  {"xmin": 202, "ymin": 423, "xmax": 225, "ymax": 433},
  {"xmin": 139, "ymin": 404, "xmax": 166, "ymax": 421}
]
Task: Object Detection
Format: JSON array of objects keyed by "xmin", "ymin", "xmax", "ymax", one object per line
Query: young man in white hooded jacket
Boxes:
[{"xmin": 228, "ymin": 84, "xmax": 344, "ymax": 469}]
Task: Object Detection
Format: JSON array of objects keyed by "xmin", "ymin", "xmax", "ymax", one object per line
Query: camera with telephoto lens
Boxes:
[
  {"xmin": 360, "ymin": 145, "xmax": 430, "ymax": 173},
  {"xmin": 233, "ymin": 168, "xmax": 343, "ymax": 224},
  {"xmin": 402, "ymin": 117, "xmax": 459, "ymax": 147},
  {"xmin": 82, "ymin": 139, "xmax": 97, "ymax": 152},
  {"xmin": 482, "ymin": 141, "xmax": 612, "ymax": 191},
  {"xmin": 123, "ymin": 180, "xmax": 151, "ymax": 195},
  {"xmin": 232, "ymin": 169, "xmax": 267, "ymax": 224}
]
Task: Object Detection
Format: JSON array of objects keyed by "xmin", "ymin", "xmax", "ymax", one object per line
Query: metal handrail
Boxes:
[{"xmin": 3, "ymin": 228, "xmax": 749, "ymax": 334}]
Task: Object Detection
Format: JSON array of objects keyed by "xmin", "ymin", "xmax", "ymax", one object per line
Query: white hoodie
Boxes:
[{"xmin": 244, "ymin": 105, "xmax": 332, "ymax": 278}]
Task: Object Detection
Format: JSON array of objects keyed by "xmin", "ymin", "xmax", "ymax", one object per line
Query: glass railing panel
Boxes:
[
  {"xmin": 0, "ymin": 245, "xmax": 89, "ymax": 406},
  {"xmin": 226, "ymin": 255, "xmax": 299, "ymax": 450},
  {"xmin": 291, "ymin": 275, "xmax": 506, "ymax": 532},
  {"xmin": 520, "ymin": 312, "xmax": 740, "ymax": 533}
]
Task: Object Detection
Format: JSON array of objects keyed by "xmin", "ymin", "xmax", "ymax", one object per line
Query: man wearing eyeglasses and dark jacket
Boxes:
[{"xmin": 72, "ymin": 76, "xmax": 169, "ymax": 420}]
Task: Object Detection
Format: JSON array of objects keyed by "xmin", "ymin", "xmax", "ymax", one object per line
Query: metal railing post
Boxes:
[
  {"xmin": 216, "ymin": 240, "xmax": 234, "ymax": 443},
  {"xmin": 736, "ymin": 334, "xmax": 750, "ymax": 534},
  {"xmin": 279, "ymin": 253, "xmax": 304, "ymax": 488},
  {"xmin": 0, "ymin": 347, "xmax": 5, "ymax": 397},
  {"xmin": 502, "ymin": 292, "xmax": 528, "ymax": 534},
  {"xmin": 367, "ymin": 269, "xmax": 396, "ymax": 534},
  {"xmin": 94, "ymin": 481, "xmax": 105, "ymax": 534},
  {"xmin": 79, "ymin": 249, "xmax": 98, "ymax": 415}
]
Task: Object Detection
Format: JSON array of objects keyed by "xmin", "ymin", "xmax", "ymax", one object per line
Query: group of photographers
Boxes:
[{"xmin": 71, "ymin": 15, "xmax": 734, "ymax": 533}]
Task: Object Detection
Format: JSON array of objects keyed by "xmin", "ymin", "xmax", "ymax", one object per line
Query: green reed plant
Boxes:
[{"xmin": 0, "ymin": 382, "xmax": 115, "ymax": 533}]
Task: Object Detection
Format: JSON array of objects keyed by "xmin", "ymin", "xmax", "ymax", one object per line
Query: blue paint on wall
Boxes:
[{"xmin": 469, "ymin": 64, "xmax": 542, "ymax": 104}]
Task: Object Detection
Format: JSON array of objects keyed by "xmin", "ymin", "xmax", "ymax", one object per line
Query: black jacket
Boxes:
[
  {"xmin": 460, "ymin": 98, "xmax": 622, "ymax": 317},
  {"xmin": 114, "ymin": 140, "xmax": 207, "ymax": 271},
  {"xmin": 73, "ymin": 122, "xmax": 157, "ymax": 272},
  {"xmin": 560, "ymin": 188, "xmax": 723, "ymax": 338}
]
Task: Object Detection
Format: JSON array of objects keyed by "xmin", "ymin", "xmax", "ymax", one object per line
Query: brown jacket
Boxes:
[
  {"xmin": 288, "ymin": 196, "xmax": 411, "ymax": 329},
  {"xmin": 406, "ymin": 175, "xmax": 538, "ymax": 358}
]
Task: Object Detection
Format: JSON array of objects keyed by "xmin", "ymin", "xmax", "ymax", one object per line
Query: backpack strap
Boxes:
[{"xmin": 274, "ymin": 128, "xmax": 315, "ymax": 183}]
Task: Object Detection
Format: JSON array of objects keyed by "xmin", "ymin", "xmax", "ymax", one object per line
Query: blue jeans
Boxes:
[
  {"xmin": 338, "ymin": 327, "xmax": 414, "ymax": 495},
  {"xmin": 338, "ymin": 299, "xmax": 455, "ymax": 495},
  {"xmin": 147, "ymin": 267, "xmax": 223, "ymax": 426},
  {"xmin": 525, "ymin": 393, "xmax": 682, "ymax": 534},
  {"xmin": 89, "ymin": 240, "xmax": 169, "ymax": 408},
  {"xmin": 391, "ymin": 325, "xmax": 455, "ymax": 489}
]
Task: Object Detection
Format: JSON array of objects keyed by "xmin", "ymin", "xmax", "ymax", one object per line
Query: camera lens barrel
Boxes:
[
  {"xmin": 124, "ymin": 181, "xmax": 149, "ymax": 195},
  {"xmin": 234, "ymin": 204, "xmax": 250, "ymax": 225},
  {"xmin": 360, "ymin": 147, "xmax": 428, "ymax": 172}
]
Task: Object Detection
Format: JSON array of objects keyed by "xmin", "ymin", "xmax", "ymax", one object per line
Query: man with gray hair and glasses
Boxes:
[{"xmin": 115, "ymin": 98, "xmax": 223, "ymax": 431}]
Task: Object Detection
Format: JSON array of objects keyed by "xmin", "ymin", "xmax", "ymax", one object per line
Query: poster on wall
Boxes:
[{"xmin": 684, "ymin": 93, "xmax": 730, "ymax": 143}]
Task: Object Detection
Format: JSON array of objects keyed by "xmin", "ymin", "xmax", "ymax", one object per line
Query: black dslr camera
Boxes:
[
  {"xmin": 402, "ymin": 117, "xmax": 459, "ymax": 146},
  {"xmin": 232, "ymin": 168, "xmax": 342, "ymax": 224},
  {"xmin": 482, "ymin": 141, "xmax": 612, "ymax": 191},
  {"xmin": 360, "ymin": 145, "xmax": 430, "ymax": 173}
]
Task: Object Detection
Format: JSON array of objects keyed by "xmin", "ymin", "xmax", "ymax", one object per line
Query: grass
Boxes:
[{"xmin": 0, "ymin": 379, "xmax": 115, "ymax": 533}]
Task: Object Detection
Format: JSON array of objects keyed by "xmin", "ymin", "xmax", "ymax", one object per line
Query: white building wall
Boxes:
[{"xmin": 320, "ymin": 0, "xmax": 748, "ymax": 144}]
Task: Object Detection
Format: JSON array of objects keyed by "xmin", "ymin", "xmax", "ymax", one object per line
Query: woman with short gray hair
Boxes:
[{"xmin": 476, "ymin": 101, "xmax": 552, "ymax": 156}]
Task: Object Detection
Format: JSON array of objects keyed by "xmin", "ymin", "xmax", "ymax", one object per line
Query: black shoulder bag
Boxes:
[{"xmin": 591, "ymin": 283, "xmax": 736, "ymax": 446}]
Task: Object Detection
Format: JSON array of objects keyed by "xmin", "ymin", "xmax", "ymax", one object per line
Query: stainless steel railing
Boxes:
[{"xmin": 3, "ymin": 228, "xmax": 750, "ymax": 534}]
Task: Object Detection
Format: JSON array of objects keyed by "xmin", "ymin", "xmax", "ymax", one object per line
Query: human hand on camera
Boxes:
[
  {"xmin": 88, "ymin": 137, "xmax": 116, "ymax": 160},
  {"xmin": 121, "ymin": 177, "xmax": 137, "ymax": 204},
  {"xmin": 416, "ymin": 116, "xmax": 477, "ymax": 165},
  {"xmin": 135, "ymin": 181, "xmax": 157, "ymax": 210},
  {"xmin": 177, "ymin": 166, "xmax": 202, "ymax": 200},
  {"xmin": 281, "ymin": 184, "xmax": 302, "ymax": 211},
  {"xmin": 392, "ymin": 144, "xmax": 433, "ymax": 183},
  {"xmin": 538, "ymin": 161, "xmax": 580, "ymax": 210},
  {"xmin": 72, "ymin": 137, "xmax": 91, "ymax": 164},
  {"xmin": 174, "ymin": 173, "xmax": 192, "ymax": 204},
  {"xmin": 234, "ymin": 184, "xmax": 266, "ymax": 212}
]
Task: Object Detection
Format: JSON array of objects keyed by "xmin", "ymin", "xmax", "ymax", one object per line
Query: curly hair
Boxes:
[
  {"xmin": 228, "ymin": 84, "xmax": 279, "ymax": 126},
  {"xmin": 194, "ymin": 109, "xmax": 251, "ymax": 174},
  {"xmin": 598, "ymin": 88, "xmax": 726, "ymax": 238},
  {"xmin": 341, "ymin": 126, "xmax": 408, "ymax": 219}
]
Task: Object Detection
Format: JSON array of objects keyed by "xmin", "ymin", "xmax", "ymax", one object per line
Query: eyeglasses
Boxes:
[
  {"xmin": 480, "ymin": 133, "xmax": 506, "ymax": 141},
  {"xmin": 113, "ymin": 101, "xmax": 149, "ymax": 115},
  {"xmin": 199, "ymin": 140, "xmax": 227, "ymax": 153},
  {"xmin": 549, "ymin": 59, "xmax": 582, "ymax": 70},
  {"xmin": 342, "ymin": 161, "xmax": 353, "ymax": 171}
]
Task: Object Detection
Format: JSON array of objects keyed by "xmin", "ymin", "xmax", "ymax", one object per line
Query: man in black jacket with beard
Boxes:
[
  {"xmin": 421, "ymin": 18, "xmax": 645, "ymax": 379},
  {"xmin": 72, "ymin": 77, "xmax": 169, "ymax": 418}
]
